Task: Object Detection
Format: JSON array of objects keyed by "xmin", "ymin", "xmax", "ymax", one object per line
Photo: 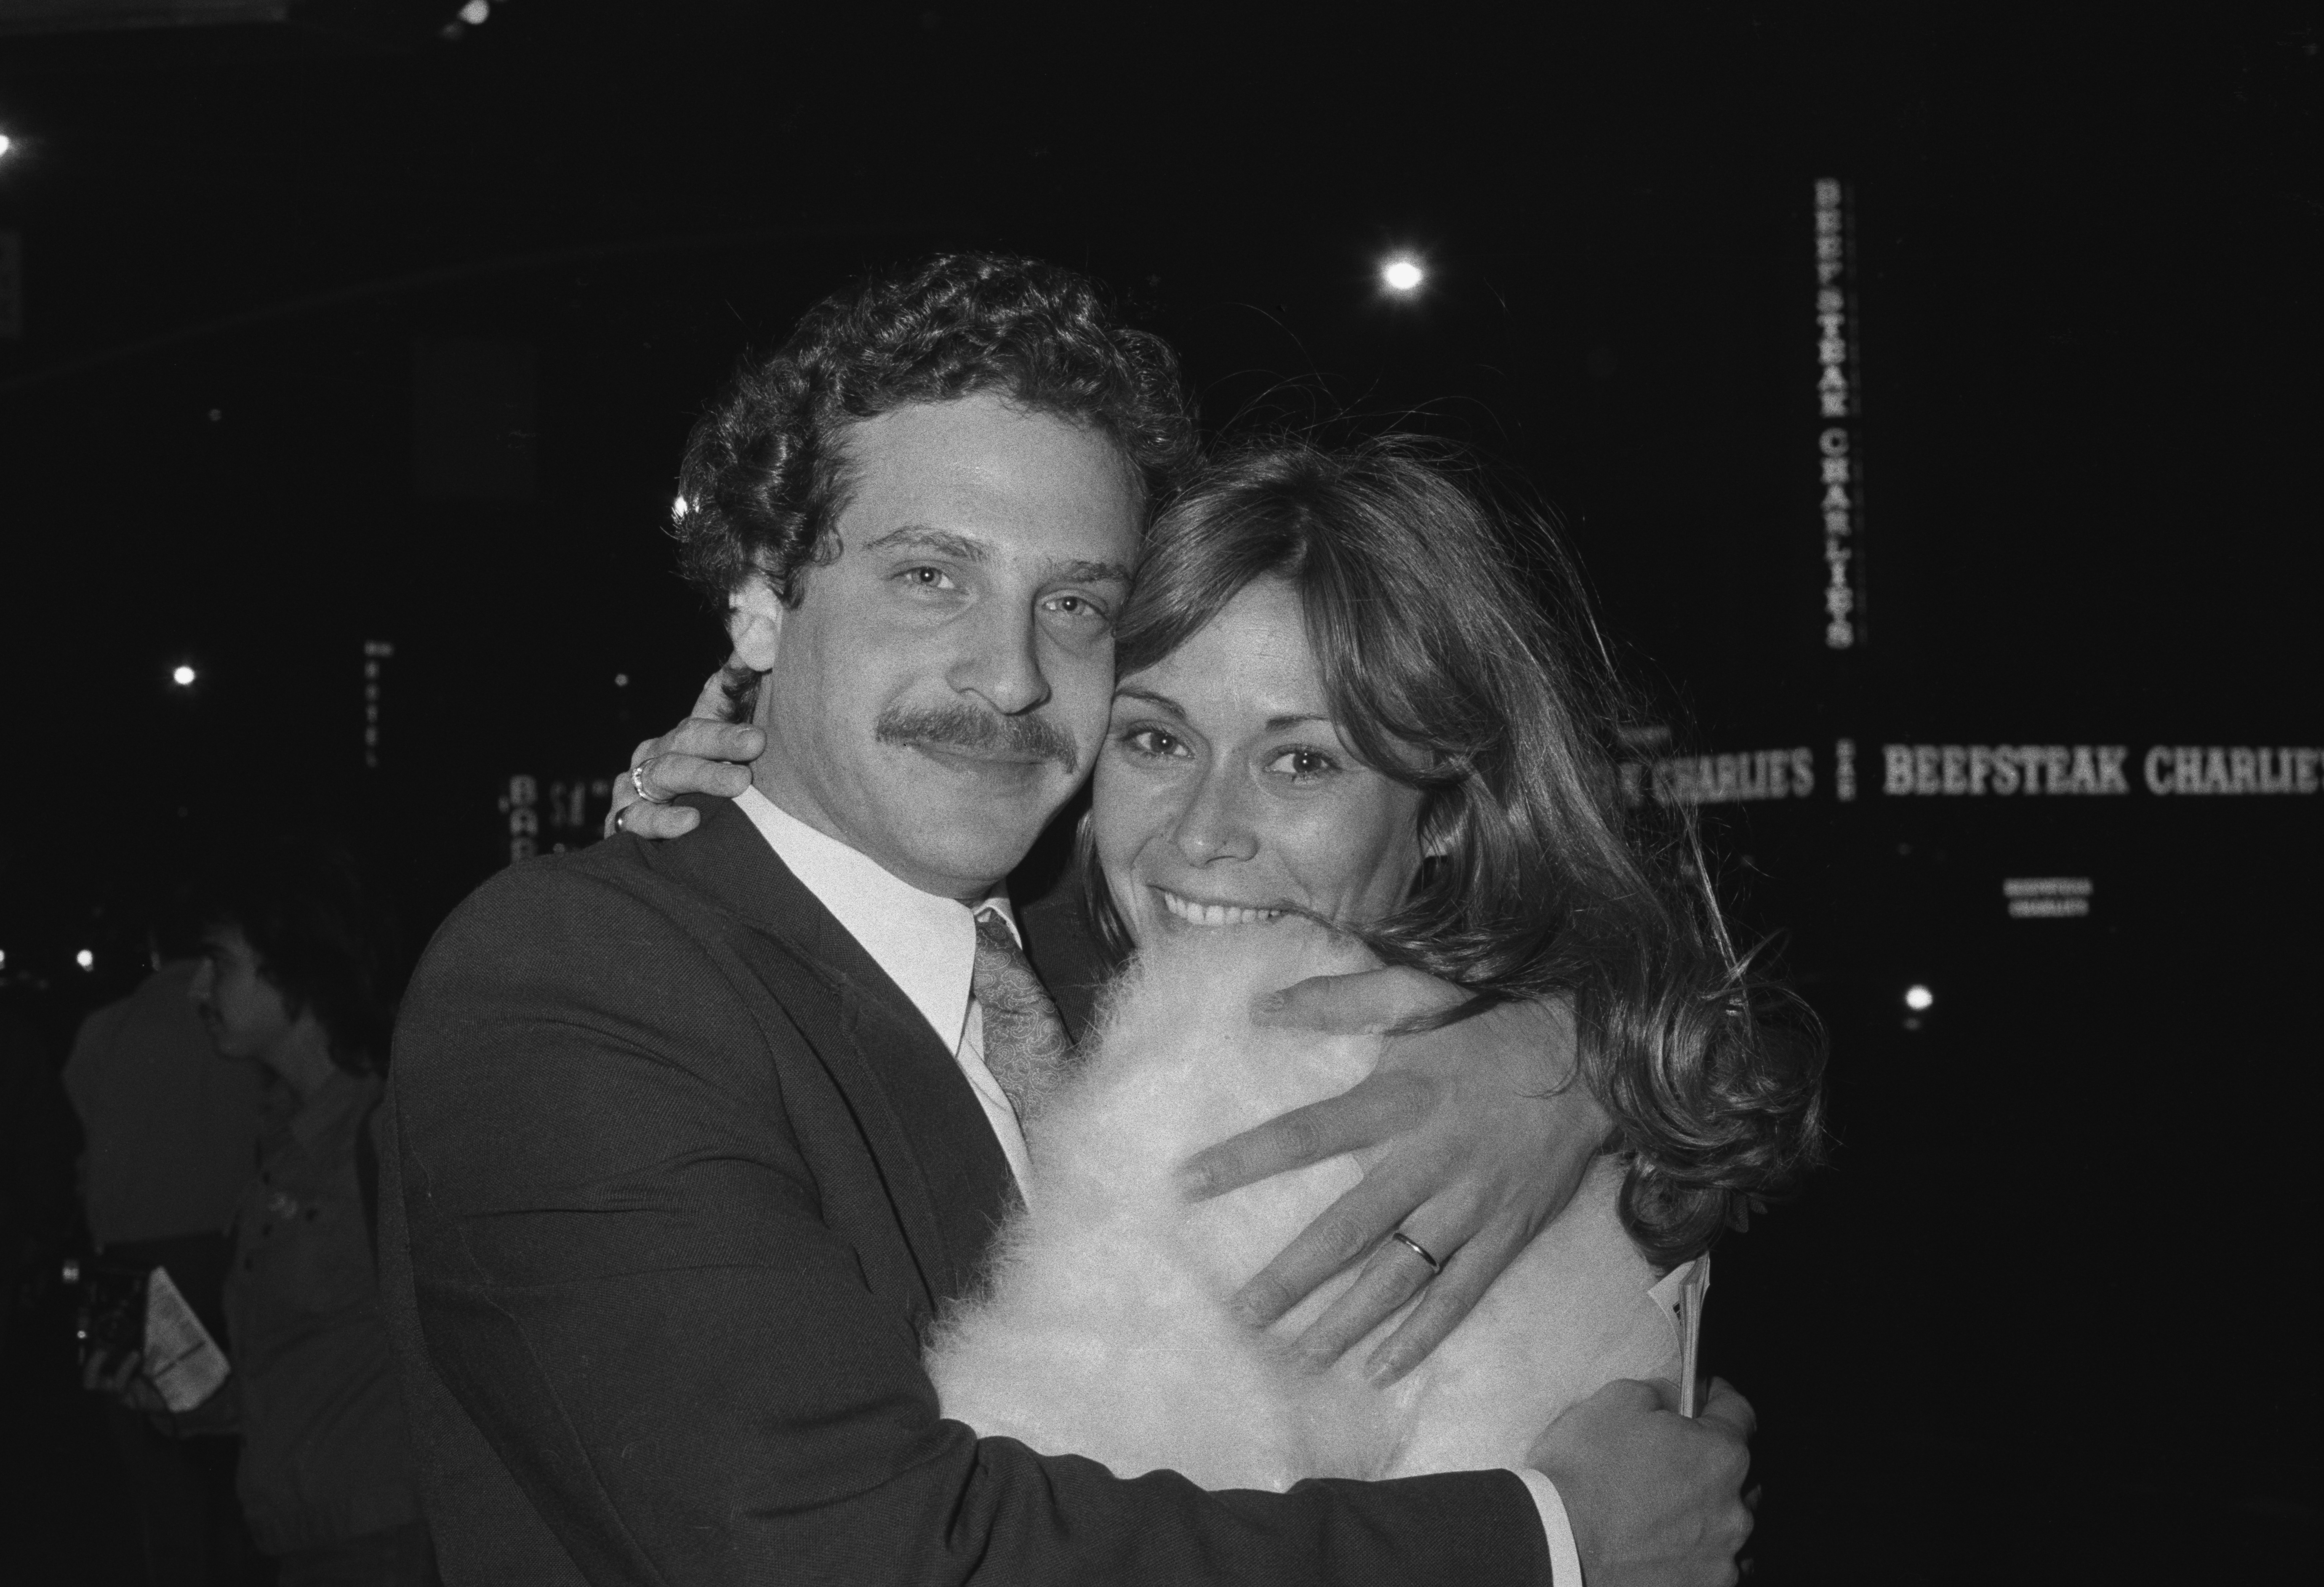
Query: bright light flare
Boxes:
[
  {"xmin": 0, "ymin": 134, "xmax": 15, "ymax": 160},
  {"xmin": 1381, "ymin": 258, "xmax": 1425, "ymax": 292},
  {"xmin": 1903, "ymin": 984, "xmax": 1934, "ymax": 1012},
  {"xmin": 75, "ymin": 949, "xmax": 94, "ymax": 970},
  {"xmin": 171, "ymin": 664, "xmax": 197, "ymax": 687}
]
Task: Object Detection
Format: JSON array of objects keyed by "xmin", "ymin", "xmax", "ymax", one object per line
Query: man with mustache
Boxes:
[
  {"xmin": 379, "ymin": 253, "xmax": 1754, "ymax": 1585},
  {"xmin": 881, "ymin": 700, "xmax": 1078, "ymax": 775}
]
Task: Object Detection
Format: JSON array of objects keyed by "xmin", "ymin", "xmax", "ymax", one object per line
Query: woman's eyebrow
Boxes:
[
  {"xmin": 1113, "ymin": 686, "xmax": 1186, "ymax": 720},
  {"xmin": 1049, "ymin": 557, "xmax": 1134, "ymax": 587},
  {"xmin": 1264, "ymin": 713, "xmax": 1333, "ymax": 732}
]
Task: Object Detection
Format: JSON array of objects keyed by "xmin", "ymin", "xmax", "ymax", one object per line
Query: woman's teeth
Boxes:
[{"xmin": 1158, "ymin": 889, "xmax": 1283, "ymax": 927}]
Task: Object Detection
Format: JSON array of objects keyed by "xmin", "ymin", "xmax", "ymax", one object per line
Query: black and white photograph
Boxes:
[{"xmin": 0, "ymin": 5, "xmax": 2313, "ymax": 1584}]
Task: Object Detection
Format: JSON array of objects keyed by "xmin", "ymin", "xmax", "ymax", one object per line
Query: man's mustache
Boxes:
[{"xmin": 875, "ymin": 702, "xmax": 1079, "ymax": 774}]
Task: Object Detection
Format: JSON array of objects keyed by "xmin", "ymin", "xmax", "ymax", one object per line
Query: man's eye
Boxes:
[
  {"xmin": 1045, "ymin": 593, "xmax": 1110, "ymax": 621},
  {"xmin": 901, "ymin": 567, "xmax": 958, "ymax": 590}
]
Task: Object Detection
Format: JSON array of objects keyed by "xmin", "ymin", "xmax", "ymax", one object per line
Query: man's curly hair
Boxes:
[{"xmin": 673, "ymin": 253, "xmax": 1199, "ymax": 611}]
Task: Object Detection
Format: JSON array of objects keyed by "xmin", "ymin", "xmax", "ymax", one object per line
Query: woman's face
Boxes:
[{"xmin": 1095, "ymin": 579, "xmax": 1429, "ymax": 944}]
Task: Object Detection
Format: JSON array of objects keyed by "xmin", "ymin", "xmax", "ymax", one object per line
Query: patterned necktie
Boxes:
[{"xmin": 971, "ymin": 908, "xmax": 1073, "ymax": 1123}]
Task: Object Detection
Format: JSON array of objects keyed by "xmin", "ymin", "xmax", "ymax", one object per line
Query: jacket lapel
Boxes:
[{"xmin": 649, "ymin": 797, "xmax": 1018, "ymax": 1313}]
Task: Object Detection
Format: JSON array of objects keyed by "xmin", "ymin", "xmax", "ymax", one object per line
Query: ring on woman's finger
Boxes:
[
  {"xmin": 1389, "ymin": 1230, "xmax": 1444, "ymax": 1277},
  {"xmin": 632, "ymin": 761, "xmax": 672, "ymax": 805},
  {"xmin": 611, "ymin": 804, "xmax": 631, "ymax": 834}
]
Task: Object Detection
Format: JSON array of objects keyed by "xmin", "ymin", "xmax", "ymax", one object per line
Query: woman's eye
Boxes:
[
  {"xmin": 1120, "ymin": 726, "xmax": 1188, "ymax": 759},
  {"xmin": 1044, "ymin": 592, "xmax": 1111, "ymax": 625},
  {"xmin": 1267, "ymin": 748, "xmax": 1338, "ymax": 780}
]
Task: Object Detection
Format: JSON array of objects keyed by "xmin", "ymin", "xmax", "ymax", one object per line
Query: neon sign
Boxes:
[{"xmin": 1815, "ymin": 178, "xmax": 1863, "ymax": 650}]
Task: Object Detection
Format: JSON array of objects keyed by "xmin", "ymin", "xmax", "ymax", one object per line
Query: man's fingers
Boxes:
[
  {"xmin": 618, "ymin": 802, "xmax": 703, "ymax": 839},
  {"xmin": 85, "ymin": 1350, "xmax": 142, "ymax": 1396},
  {"xmin": 639, "ymin": 751, "xmax": 755, "ymax": 802},
  {"xmin": 1226, "ymin": 1170, "xmax": 1426, "ymax": 1327},
  {"xmin": 1180, "ymin": 1076, "xmax": 1429, "ymax": 1199},
  {"xmin": 1253, "ymin": 965, "xmax": 1466, "ymax": 1035},
  {"xmin": 686, "ymin": 665, "xmax": 733, "ymax": 721},
  {"xmin": 653, "ymin": 718, "xmax": 765, "ymax": 768},
  {"xmin": 1696, "ymin": 1376, "xmax": 1758, "ymax": 1443},
  {"xmin": 1563, "ymin": 1375, "xmax": 1669, "ymax": 1424}
]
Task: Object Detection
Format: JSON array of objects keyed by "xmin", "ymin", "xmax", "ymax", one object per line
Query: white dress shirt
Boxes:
[
  {"xmin": 733, "ymin": 786, "xmax": 1034, "ymax": 1196},
  {"xmin": 730, "ymin": 785, "xmax": 1579, "ymax": 1582}
]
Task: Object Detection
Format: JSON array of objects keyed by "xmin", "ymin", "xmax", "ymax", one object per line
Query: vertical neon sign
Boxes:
[
  {"xmin": 362, "ymin": 639, "xmax": 394, "ymax": 769},
  {"xmin": 1815, "ymin": 178, "xmax": 1865, "ymax": 649}
]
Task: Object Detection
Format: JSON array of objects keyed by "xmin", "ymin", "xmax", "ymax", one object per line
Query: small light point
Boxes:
[
  {"xmin": 1382, "ymin": 258, "xmax": 1424, "ymax": 292},
  {"xmin": 171, "ymin": 664, "xmax": 197, "ymax": 687},
  {"xmin": 1904, "ymin": 984, "xmax": 1934, "ymax": 1012},
  {"xmin": 75, "ymin": 949, "xmax": 95, "ymax": 970}
]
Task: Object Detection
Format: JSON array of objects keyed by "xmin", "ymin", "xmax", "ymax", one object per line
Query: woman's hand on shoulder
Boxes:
[
  {"xmin": 603, "ymin": 666, "xmax": 764, "ymax": 839},
  {"xmin": 1179, "ymin": 968, "xmax": 1610, "ymax": 1382}
]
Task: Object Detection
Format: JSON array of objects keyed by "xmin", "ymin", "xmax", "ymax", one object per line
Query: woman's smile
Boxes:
[{"xmin": 1150, "ymin": 887, "xmax": 1287, "ymax": 929}]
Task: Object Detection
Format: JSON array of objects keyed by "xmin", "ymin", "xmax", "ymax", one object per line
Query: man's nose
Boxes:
[
  {"xmin": 186, "ymin": 961, "xmax": 211, "ymax": 1003},
  {"xmin": 948, "ymin": 600, "xmax": 1052, "ymax": 717},
  {"xmin": 1171, "ymin": 763, "xmax": 1260, "ymax": 864}
]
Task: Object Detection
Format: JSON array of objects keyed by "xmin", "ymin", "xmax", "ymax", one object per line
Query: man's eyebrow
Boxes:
[{"xmin": 864, "ymin": 526, "xmax": 988, "ymax": 561}]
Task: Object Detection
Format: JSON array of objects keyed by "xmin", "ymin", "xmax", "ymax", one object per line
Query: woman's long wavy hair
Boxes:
[{"xmin": 1082, "ymin": 436, "xmax": 1827, "ymax": 1267}]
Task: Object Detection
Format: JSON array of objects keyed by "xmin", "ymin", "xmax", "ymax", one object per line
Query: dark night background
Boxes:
[{"xmin": 1, "ymin": 3, "xmax": 2316, "ymax": 1582}]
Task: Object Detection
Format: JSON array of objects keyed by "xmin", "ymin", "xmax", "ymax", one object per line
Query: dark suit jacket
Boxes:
[{"xmin": 378, "ymin": 796, "xmax": 1550, "ymax": 1585}]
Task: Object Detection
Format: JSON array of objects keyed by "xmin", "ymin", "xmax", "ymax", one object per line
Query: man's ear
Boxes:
[{"xmin": 726, "ymin": 577, "xmax": 786, "ymax": 672}]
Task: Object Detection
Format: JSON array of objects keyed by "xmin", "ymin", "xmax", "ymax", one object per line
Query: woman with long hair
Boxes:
[{"xmin": 924, "ymin": 436, "xmax": 1825, "ymax": 1482}]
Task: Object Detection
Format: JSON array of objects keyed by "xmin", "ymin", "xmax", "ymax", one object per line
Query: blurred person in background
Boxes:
[
  {"xmin": 64, "ymin": 903, "xmax": 267, "ymax": 1586},
  {"xmin": 3, "ymin": 1001, "xmax": 76, "ymax": 1361},
  {"xmin": 90, "ymin": 836, "xmax": 432, "ymax": 1587}
]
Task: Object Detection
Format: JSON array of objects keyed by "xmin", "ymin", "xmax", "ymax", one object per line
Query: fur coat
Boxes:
[{"xmin": 927, "ymin": 924, "xmax": 1694, "ymax": 1490}]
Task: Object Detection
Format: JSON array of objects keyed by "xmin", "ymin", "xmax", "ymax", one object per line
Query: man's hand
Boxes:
[
  {"xmin": 82, "ymin": 1347, "xmax": 167, "ymax": 1415},
  {"xmin": 604, "ymin": 668, "xmax": 764, "ymax": 839},
  {"xmin": 1530, "ymin": 1377, "xmax": 1756, "ymax": 1587},
  {"xmin": 1180, "ymin": 965, "xmax": 1611, "ymax": 1382}
]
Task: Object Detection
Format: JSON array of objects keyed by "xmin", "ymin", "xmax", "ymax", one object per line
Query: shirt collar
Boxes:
[
  {"xmin": 286, "ymin": 1068, "xmax": 378, "ymax": 1155},
  {"xmin": 734, "ymin": 786, "xmax": 1013, "ymax": 1052}
]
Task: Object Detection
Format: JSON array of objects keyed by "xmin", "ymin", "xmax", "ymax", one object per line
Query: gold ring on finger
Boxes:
[{"xmin": 1389, "ymin": 1230, "xmax": 1444, "ymax": 1277}]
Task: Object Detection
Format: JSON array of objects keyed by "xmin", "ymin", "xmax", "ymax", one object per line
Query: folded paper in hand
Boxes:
[
  {"xmin": 144, "ymin": 1266, "xmax": 231, "ymax": 1414},
  {"xmin": 1647, "ymin": 1255, "xmax": 1711, "ymax": 1418}
]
